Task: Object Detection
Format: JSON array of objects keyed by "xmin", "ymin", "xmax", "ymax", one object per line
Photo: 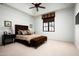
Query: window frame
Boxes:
[
  {"xmin": 42, "ymin": 12, "xmax": 55, "ymax": 32},
  {"xmin": 43, "ymin": 21, "xmax": 55, "ymax": 32}
]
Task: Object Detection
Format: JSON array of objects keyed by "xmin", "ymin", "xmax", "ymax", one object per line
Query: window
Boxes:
[
  {"xmin": 43, "ymin": 21, "xmax": 55, "ymax": 32},
  {"xmin": 43, "ymin": 22, "xmax": 48, "ymax": 32},
  {"xmin": 42, "ymin": 12, "xmax": 55, "ymax": 32}
]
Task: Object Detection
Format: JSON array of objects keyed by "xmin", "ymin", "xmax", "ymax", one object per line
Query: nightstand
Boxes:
[{"xmin": 2, "ymin": 34, "xmax": 15, "ymax": 45}]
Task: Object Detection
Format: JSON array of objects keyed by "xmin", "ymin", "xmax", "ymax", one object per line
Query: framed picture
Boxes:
[
  {"xmin": 29, "ymin": 24, "xmax": 32, "ymax": 28},
  {"xmin": 4, "ymin": 21, "xmax": 12, "ymax": 27}
]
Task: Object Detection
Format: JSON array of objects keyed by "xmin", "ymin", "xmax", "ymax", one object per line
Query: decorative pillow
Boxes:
[
  {"xmin": 22, "ymin": 30, "xmax": 28, "ymax": 35},
  {"xmin": 27, "ymin": 29, "xmax": 32, "ymax": 35},
  {"xmin": 18, "ymin": 30, "xmax": 22, "ymax": 35},
  {"xmin": 18, "ymin": 29, "xmax": 32, "ymax": 35}
]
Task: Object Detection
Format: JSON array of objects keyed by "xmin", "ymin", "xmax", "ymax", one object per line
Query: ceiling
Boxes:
[{"xmin": 5, "ymin": 3, "xmax": 75, "ymax": 16}]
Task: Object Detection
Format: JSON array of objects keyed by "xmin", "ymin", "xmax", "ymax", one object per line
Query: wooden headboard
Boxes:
[{"xmin": 15, "ymin": 25, "xmax": 28, "ymax": 35}]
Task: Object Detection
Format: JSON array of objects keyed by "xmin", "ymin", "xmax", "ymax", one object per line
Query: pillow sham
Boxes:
[
  {"xmin": 18, "ymin": 30, "xmax": 23, "ymax": 35},
  {"xmin": 18, "ymin": 29, "xmax": 32, "ymax": 35},
  {"xmin": 22, "ymin": 30, "xmax": 28, "ymax": 35},
  {"xmin": 27, "ymin": 30, "xmax": 32, "ymax": 35},
  {"xmin": 18, "ymin": 30, "xmax": 27, "ymax": 35}
]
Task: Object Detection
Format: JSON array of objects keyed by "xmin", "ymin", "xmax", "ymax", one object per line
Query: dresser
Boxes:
[{"xmin": 2, "ymin": 34, "xmax": 15, "ymax": 45}]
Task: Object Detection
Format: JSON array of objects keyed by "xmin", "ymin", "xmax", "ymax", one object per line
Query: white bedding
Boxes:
[{"xmin": 16, "ymin": 34, "xmax": 41, "ymax": 43}]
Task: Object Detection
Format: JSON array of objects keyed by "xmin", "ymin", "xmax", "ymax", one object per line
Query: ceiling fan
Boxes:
[{"xmin": 29, "ymin": 3, "xmax": 46, "ymax": 11}]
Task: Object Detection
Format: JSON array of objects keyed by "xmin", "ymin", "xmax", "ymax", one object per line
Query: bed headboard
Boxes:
[{"xmin": 15, "ymin": 25, "xmax": 28, "ymax": 35}]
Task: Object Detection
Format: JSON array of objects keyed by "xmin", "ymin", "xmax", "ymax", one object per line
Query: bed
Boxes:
[{"xmin": 15, "ymin": 25, "xmax": 47, "ymax": 48}]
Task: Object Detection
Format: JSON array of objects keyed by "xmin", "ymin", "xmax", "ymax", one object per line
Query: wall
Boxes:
[
  {"xmin": 75, "ymin": 3, "xmax": 79, "ymax": 49},
  {"xmin": 0, "ymin": 4, "xmax": 34, "ymax": 44},
  {"xmin": 34, "ymin": 6, "xmax": 75, "ymax": 42}
]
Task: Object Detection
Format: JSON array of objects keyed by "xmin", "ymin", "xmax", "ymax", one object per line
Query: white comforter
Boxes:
[{"xmin": 16, "ymin": 34, "xmax": 41, "ymax": 43}]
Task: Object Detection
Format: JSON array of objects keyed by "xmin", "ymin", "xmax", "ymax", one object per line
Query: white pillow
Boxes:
[
  {"xmin": 27, "ymin": 30, "xmax": 32, "ymax": 35},
  {"xmin": 22, "ymin": 30, "xmax": 28, "ymax": 35},
  {"xmin": 18, "ymin": 30, "xmax": 27, "ymax": 35}
]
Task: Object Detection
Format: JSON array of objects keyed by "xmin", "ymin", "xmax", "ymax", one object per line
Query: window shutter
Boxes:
[{"xmin": 42, "ymin": 12, "xmax": 55, "ymax": 22}]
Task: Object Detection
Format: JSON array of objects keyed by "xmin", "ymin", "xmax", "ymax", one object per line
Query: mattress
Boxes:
[{"xmin": 16, "ymin": 34, "xmax": 41, "ymax": 43}]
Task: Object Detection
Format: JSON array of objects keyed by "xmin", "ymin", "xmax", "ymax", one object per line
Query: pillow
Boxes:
[
  {"xmin": 18, "ymin": 29, "xmax": 32, "ymax": 35},
  {"xmin": 22, "ymin": 30, "xmax": 28, "ymax": 35},
  {"xmin": 18, "ymin": 30, "xmax": 27, "ymax": 35},
  {"xmin": 18, "ymin": 30, "xmax": 22, "ymax": 35},
  {"xmin": 27, "ymin": 29, "xmax": 32, "ymax": 35}
]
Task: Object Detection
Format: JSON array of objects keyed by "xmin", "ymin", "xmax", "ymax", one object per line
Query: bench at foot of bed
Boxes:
[{"xmin": 30, "ymin": 36, "xmax": 47, "ymax": 48}]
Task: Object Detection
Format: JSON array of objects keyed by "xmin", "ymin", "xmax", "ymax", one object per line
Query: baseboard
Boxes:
[{"xmin": 49, "ymin": 39, "xmax": 74, "ymax": 44}]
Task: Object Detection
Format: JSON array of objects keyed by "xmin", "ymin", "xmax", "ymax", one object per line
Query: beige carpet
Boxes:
[{"xmin": 0, "ymin": 40, "xmax": 79, "ymax": 56}]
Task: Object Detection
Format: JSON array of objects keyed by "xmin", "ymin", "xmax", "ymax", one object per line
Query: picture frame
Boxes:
[
  {"xmin": 4, "ymin": 21, "xmax": 12, "ymax": 27},
  {"xmin": 29, "ymin": 24, "xmax": 32, "ymax": 28}
]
